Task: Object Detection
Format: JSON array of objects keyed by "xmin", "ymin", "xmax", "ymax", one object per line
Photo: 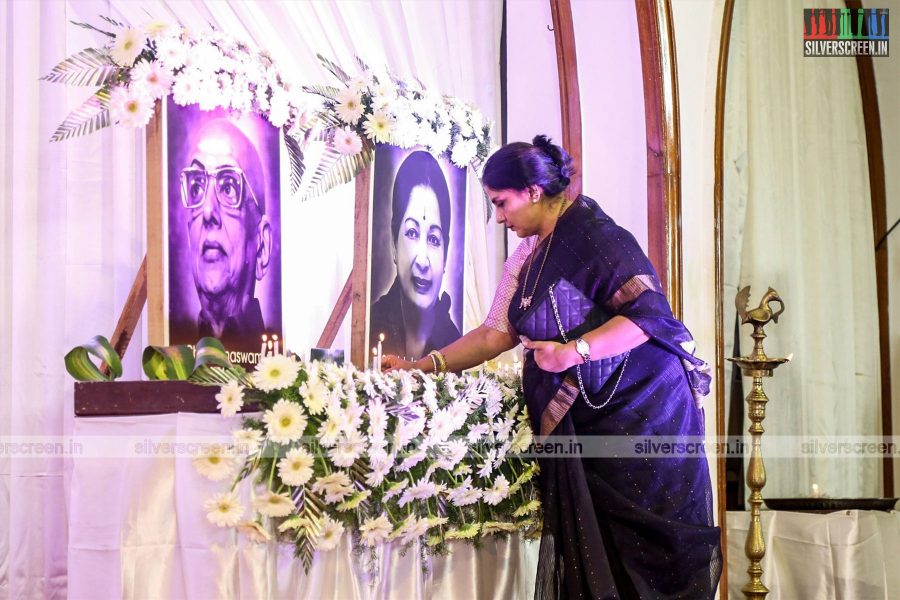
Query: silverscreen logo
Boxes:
[{"xmin": 803, "ymin": 8, "xmax": 889, "ymax": 57}]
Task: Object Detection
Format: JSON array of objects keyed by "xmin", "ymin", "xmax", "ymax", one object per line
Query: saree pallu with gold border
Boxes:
[{"xmin": 509, "ymin": 196, "xmax": 721, "ymax": 600}]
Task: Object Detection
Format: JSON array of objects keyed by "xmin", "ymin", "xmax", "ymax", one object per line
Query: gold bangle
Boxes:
[
  {"xmin": 428, "ymin": 350, "xmax": 447, "ymax": 374},
  {"xmin": 428, "ymin": 352, "xmax": 439, "ymax": 373}
]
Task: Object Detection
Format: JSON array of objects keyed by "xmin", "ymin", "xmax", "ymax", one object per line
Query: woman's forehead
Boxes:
[{"xmin": 403, "ymin": 185, "xmax": 442, "ymax": 226}]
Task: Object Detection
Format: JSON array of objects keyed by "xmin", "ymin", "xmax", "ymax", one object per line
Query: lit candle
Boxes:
[
  {"xmin": 272, "ymin": 334, "xmax": 279, "ymax": 355},
  {"xmin": 811, "ymin": 483, "xmax": 820, "ymax": 498},
  {"xmin": 261, "ymin": 334, "xmax": 268, "ymax": 358},
  {"xmin": 377, "ymin": 333, "xmax": 384, "ymax": 372},
  {"xmin": 267, "ymin": 339, "xmax": 273, "ymax": 355}
]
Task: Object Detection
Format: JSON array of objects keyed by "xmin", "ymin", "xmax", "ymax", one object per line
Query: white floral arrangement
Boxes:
[
  {"xmin": 43, "ymin": 16, "xmax": 494, "ymax": 200},
  {"xmin": 194, "ymin": 354, "xmax": 540, "ymax": 571}
]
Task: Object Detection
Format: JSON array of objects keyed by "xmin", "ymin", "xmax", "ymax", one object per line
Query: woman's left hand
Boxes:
[{"xmin": 519, "ymin": 336, "xmax": 578, "ymax": 373}]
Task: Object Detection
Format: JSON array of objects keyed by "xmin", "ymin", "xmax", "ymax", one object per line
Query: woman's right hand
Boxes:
[{"xmin": 381, "ymin": 354, "xmax": 416, "ymax": 373}]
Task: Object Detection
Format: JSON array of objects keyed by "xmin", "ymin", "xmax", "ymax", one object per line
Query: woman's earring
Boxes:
[{"xmin": 531, "ymin": 194, "xmax": 539, "ymax": 204}]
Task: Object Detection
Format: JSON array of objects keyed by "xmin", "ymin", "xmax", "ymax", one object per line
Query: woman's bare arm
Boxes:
[{"xmin": 382, "ymin": 325, "xmax": 518, "ymax": 373}]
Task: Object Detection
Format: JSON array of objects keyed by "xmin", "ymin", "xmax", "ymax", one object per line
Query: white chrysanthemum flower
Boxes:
[
  {"xmin": 482, "ymin": 474, "xmax": 510, "ymax": 505},
  {"xmin": 316, "ymin": 516, "xmax": 345, "ymax": 551},
  {"xmin": 204, "ymin": 491, "xmax": 244, "ymax": 527},
  {"xmin": 268, "ymin": 90, "xmax": 290, "ymax": 128},
  {"xmin": 215, "ymin": 380, "xmax": 245, "ymax": 417},
  {"xmin": 129, "ymin": 60, "xmax": 174, "ymax": 100},
  {"xmin": 193, "ymin": 444, "xmax": 234, "ymax": 481},
  {"xmin": 447, "ymin": 476, "xmax": 481, "ymax": 507},
  {"xmin": 311, "ymin": 471, "xmax": 353, "ymax": 504},
  {"xmin": 494, "ymin": 417, "xmax": 514, "ymax": 442},
  {"xmin": 333, "ymin": 127, "xmax": 363, "ymax": 155},
  {"xmin": 451, "ymin": 138, "xmax": 478, "ymax": 168},
  {"xmin": 335, "ymin": 88, "xmax": 364, "ymax": 124},
  {"xmin": 328, "ymin": 429, "xmax": 366, "ymax": 468},
  {"xmin": 398, "ymin": 478, "xmax": 443, "ymax": 506},
  {"xmin": 396, "ymin": 516, "xmax": 431, "ymax": 545},
  {"xmin": 108, "ymin": 86, "xmax": 154, "ymax": 128},
  {"xmin": 157, "ymin": 35, "xmax": 188, "ymax": 70},
  {"xmin": 339, "ymin": 401, "xmax": 365, "ymax": 434},
  {"xmin": 359, "ymin": 514, "xmax": 392, "ymax": 547},
  {"xmin": 364, "ymin": 450, "xmax": 393, "ymax": 487},
  {"xmin": 298, "ymin": 377, "xmax": 328, "ymax": 415},
  {"xmin": 110, "ymin": 27, "xmax": 147, "ymax": 67},
  {"xmin": 277, "ymin": 447, "xmax": 315, "ymax": 486},
  {"xmin": 395, "ymin": 412, "xmax": 426, "ymax": 448},
  {"xmin": 232, "ymin": 428, "xmax": 263, "ymax": 455},
  {"xmin": 171, "ymin": 73, "xmax": 199, "ymax": 106},
  {"xmin": 252, "ymin": 354, "xmax": 301, "ymax": 391},
  {"xmin": 317, "ymin": 417, "xmax": 342, "ymax": 448},
  {"xmin": 467, "ymin": 423, "xmax": 489, "ymax": 443},
  {"xmin": 263, "ymin": 399, "xmax": 308, "ymax": 444},
  {"xmin": 254, "ymin": 490, "xmax": 294, "ymax": 517},
  {"xmin": 236, "ymin": 520, "xmax": 271, "ymax": 543},
  {"xmin": 477, "ymin": 449, "xmax": 497, "ymax": 479},
  {"xmin": 367, "ymin": 398, "xmax": 388, "ymax": 439},
  {"xmin": 435, "ymin": 439, "xmax": 468, "ymax": 471},
  {"xmin": 362, "ymin": 110, "xmax": 393, "ymax": 143},
  {"xmin": 397, "ymin": 449, "xmax": 427, "ymax": 472}
]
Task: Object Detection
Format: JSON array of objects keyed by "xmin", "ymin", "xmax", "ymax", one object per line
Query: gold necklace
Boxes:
[{"xmin": 518, "ymin": 200, "xmax": 566, "ymax": 310}]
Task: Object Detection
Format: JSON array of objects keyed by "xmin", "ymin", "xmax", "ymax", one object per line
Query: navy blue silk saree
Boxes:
[{"xmin": 509, "ymin": 196, "xmax": 721, "ymax": 600}]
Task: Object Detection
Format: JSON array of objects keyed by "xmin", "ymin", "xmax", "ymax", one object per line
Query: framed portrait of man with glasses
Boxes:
[{"xmin": 164, "ymin": 97, "xmax": 282, "ymax": 365}]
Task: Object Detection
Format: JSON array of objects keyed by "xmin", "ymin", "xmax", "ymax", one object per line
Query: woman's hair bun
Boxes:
[{"xmin": 532, "ymin": 134, "xmax": 574, "ymax": 191}]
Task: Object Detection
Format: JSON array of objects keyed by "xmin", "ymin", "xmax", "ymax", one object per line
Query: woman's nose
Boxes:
[{"xmin": 413, "ymin": 251, "xmax": 430, "ymax": 272}]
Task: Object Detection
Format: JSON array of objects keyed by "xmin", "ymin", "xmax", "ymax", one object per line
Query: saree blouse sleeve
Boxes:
[{"xmin": 483, "ymin": 236, "xmax": 537, "ymax": 335}]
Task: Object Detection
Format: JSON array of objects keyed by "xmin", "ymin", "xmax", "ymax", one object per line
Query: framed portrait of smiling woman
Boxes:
[
  {"xmin": 163, "ymin": 98, "xmax": 283, "ymax": 366},
  {"xmin": 369, "ymin": 145, "xmax": 467, "ymax": 361}
]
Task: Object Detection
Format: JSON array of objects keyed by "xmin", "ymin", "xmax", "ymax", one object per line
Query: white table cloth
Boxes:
[
  {"xmin": 726, "ymin": 509, "xmax": 900, "ymax": 599},
  {"xmin": 68, "ymin": 413, "xmax": 539, "ymax": 600}
]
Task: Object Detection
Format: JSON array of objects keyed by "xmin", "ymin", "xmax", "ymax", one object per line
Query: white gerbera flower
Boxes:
[
  {"xmin": 129, "ymin": 60, "xmax": 173, "ymax": 100},
  {"xmin": 268, "ymin": 90, "xmax": 290, "ymax": 128},
  {"xmin": 215, "ymin": 380, "xmax": 244, "ymax": 417},
  {"xmin": 467, "ymin": 423, "xmax": 490, "ymax": 443},
  {"xmin": 236, "ymin": 520, "xmax": 271, "ymax": 543},
  {"xmin": 204, "ymin": 491, "xmax": 244, "ymax": 527},
  {"xmin": 435, "ymin": 439, "xmax": 468, "ymax": 471},
  {"xmin": 232, "ymin": 428, "xmax": 263, "ymax": 455},
  {"xmin": 277, "ymin": 446, "xmax": 315, "ymax": 486},
  {"xmin": 482, "ymin": 474, "xmax": 511, "ymax": 505},
  {"xmin": 477, "ymin": 448, "xmax": 497, "ymax": 479},
  {"xmin": 397, "ymin": 449, "xmax": 427, "ymax": 472},
  {"xmin": 367, "ymin": 398, "xmax": 388, "ymax": 439},
  {"xmin": 263, "ymin": 399, "xmax": 308, "ymax": 444},
  {"xmin": 333, "ymin": 127, "xmax": 363, "ymax": 155},
  {"xmin": 362, "ymin": 110, "xmax": 393, "ymax": 143},
  {"xmin": 110, "ymin": 27, "xmax": 147, "ymax": 67},
  {"xmin": 481, "ymin": 521, "xmax": 518, "ymax": 535},
  {"xmin": 316, "ymin": 516, "xmax": 345, "ymax": 551},
  {"xmin": 143, "ymin": 20, "xmax": 172, "ymax": 39},
  {"xmin": 311, "ymin": 471, "xmax": 354, "ymax": 504},
  {"xmin": 193, "ymin": 444, "xmax": 234, "ymax": 481},
  {"xmin": 446, "ymin": 523, "xmax": 481, "ymax": 540},
  {"xmin": 298, "ymin": 377, "xmax": 328, "ymax": 415},
  {"xmin": 510, "ymin": 424, "xmax": 533, "ymax": 454},
  {"xmin": 254, "ymin": 490, "xmax": 294, "ymax": 517},
  {"xmin": 360, "ymin": 514, "xmax": 393, "ymax": 547},
  {"xmin": 395, "ymin": 516, "xmax": 431, "ymax": 545},
  {"xmin": 252, "ymin": 354, "xmax": 301, "ymax": 392},
  {"xmin": 364, "ymin": 450, "xmax": 393, "ymax": 487},
  {"xmin": 108, "ymin": 86, "xmax": 154, "ymax": 128},
  {"xmin": 335, "ymin": 88, "xmax": 364, "ymax": 124},
  {"xmin": 171, "ymin": 73, "xmax": 199, "ymax": 106},
  {"xmin": 317, "ymin": 417, "xmax": 342, "ymax": 448}
]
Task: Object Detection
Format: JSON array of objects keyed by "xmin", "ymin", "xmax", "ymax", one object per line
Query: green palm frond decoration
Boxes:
[
  {"xmin": 49, "ymin": 87, "xmax": 111, "ymax": 142},
  {"xmin": 353, "ymin": 55, "xmax": 371, "ymax": 75},
  {"xmin": 286, "ymin": 487, "xmax": 324, "ymax": 572},
  {"xmin": 70, "ymin": 20, "xmax": 116, "ymax": 38},
  {"xmin": 283, "ymin": 130, "xmax": 305, "ymax": 194},
  {"xmin": 316, "ymin": 53, "xmax": 351, "ymax": 84},
  {"xmin": 97, "ymin": 15, "xmax": 126, "ymax": 29},
  {"xmin": 40, "ymin": 48, "xmax": 121, "ymax": 87},
  {"xmin": 142, "ymin": 344, "xmax": 195, "ymax": 380},
  {"xmin": 298, "ymin": 133, "xmax": 374, "ymax": 202},
  {"xmin": 301, "ymin": 84, "xmax": 341, "ymax": 101}
]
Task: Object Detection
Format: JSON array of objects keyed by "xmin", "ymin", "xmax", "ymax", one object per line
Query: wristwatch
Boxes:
[{"xmin": 574, "ymin": 338, "xmax": 591, "ymax": 364}]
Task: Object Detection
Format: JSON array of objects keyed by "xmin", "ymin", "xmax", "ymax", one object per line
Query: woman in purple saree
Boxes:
[{"xmin": 384, "ymin": 136, "xmax": 721, "ymax": 599}]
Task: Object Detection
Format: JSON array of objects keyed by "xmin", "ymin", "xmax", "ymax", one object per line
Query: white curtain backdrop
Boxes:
[
  {"xmin": 723, "ymin": 0, "xmax": 881, "ymax": 499},
  {"xmin": 0, "ymin": 1, "xmax": 504, "ymax": 597}
]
